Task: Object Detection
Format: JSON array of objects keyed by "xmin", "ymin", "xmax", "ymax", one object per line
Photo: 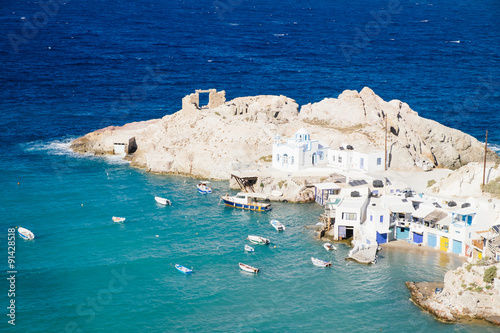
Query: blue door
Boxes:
[
  {"xmin": 338, "ymin": 226, "xmax": 346, "ymax": 239},
  {"xmin": 428, "ymin": 233, "xmax": 437, "ymax": 247},
  {"xmin": 452, "ymin": 240, "xmax": 462, "ymax": 255},
  {"xmin": 376, "ymin": 232, "xmax": 387, "ymax": 244},
  {"xmin": 413, "ymin": 232, "xmax": 423, "ymax": 244}
]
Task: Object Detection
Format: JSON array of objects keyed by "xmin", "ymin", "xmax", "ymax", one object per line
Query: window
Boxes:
[
  {"xmin": 377, "ymin": 158, "xmax": 382, "ymax": 165},
  {"xmin": 332, "ymin": 156, "xmax": 335, "ymax": 162},
  {"xmin": 380, "ymin": 215, "xmax": 384, "ymax": 223},
  {"xmin": 338, "ymin": 156, "xmax": 342, "ymax": 163},
  {"xmin": 370, "ymin": 215, "xmax": 373, "ymax": 221},
  {"xmin": 342, "ymin": 212, "xmax": 357, "ymax": 220},
  {"xmin": 291, "ymin": 156, "xmax": 294, "ymax": 165},
  {"xmin": 276, "ymin": 154, "xmax": 280, "ymax": 162}
]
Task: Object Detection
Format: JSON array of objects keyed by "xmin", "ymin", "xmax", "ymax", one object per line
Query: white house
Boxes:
[
  {"xmin": 328, "ymin": 147, "xmax": 384, "ymax": 172},
  {"xmin": 333, "ymin": 187, "xmax": 370, "ymax": 241},
  {"xmin": 272, "ymin": 129, "xmax": 329, "ymax": 171}
]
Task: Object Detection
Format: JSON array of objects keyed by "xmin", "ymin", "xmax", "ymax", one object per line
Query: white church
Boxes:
[
  {"xmin": 272, "ymin": 129, "xmax": 385, "ymax": 172},
  {"xmin": 272, "ymin": 129, "xmax": 329, "ymax": 171}
]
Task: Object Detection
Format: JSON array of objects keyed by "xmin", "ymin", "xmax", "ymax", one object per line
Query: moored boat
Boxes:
[
  {"xmin": 155, "ymin": 196, "xmax": 172, "ymax": 205},
  {"xmin": 270, "ymin": 219, "xmax": 285, "ymax": 231},
  {"xmin": 244, "ymin": 244, "xmax": 255, "ymax": 252},
  {"xmin": 18, "ymin": 227, "xmax": 35, "ymax": 240},
  {"xmin": 247, "ymin": 235, "xmax": 270, "ymax": 245},
  {"xmin": 112, "ymin": 216, "xmax": 126, "ymax": 223},
  {"xmin": 311, "ymin": 257, "xmax": 332, "ymax": 267},
  {"xmin": 221, "ymin": 193, "xmax": 271, "ymax": 212},
  {"xmin": 175, "ymin": 264, "xmax": 193, "ymax": 274},
  {"xmin": 197, "ymin": 181, "xmax": 212, "ymax": 194},
  {"xmin": 323, "ymin": 242, "xmax": 336, "ymax": 251},
  {"xmin": 239, "ymin": 262, "xmax": 259, "ymax": 273}
]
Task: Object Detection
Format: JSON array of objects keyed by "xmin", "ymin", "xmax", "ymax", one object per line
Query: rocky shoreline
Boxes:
[{"xmin": 406, "ymin": 262, "xmax": 500, "ymax": 326}]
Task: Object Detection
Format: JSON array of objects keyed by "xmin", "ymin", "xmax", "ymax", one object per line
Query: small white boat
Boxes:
[
  {"xmin": 112, "ymin": 216, "xmax": 126, "ymax": 223},
  {"xmin": 270, "ymin": 219, "xmax": 285, "ymax": 231},
  {"xmin": 311, "ymin": 257, "xmax": 332, "ymax": 267},
  {"xmin": 155, "ymin": 196, "xmax": 171, "ymax": 205},
  {"xmin": 18, "ymin": 227, "xmax": 35, "ymax": 240},
  {"xmin": 197, "ymin": 181, "xmax": 212, "ymax": 194},
  {"xmin": 239, "ymin": 263, "xmax": 259, "ymax": 273},
  {"xmin": 175, "ymin": 264, "xmax": 192, "ymax": 274},
  {"xmin": 323, "ymin": 242, "xmax": 336, "ymax": 251},
  {"xmin": 244, "ymin": 244, "xmax": 255, "ymax": 252},
  {"xmin": 247, "ymin": 235, "xmax": 270, "ymax": 245}
]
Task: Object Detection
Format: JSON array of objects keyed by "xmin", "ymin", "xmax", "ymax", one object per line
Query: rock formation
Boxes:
[
  {"xmin": 407, "ymin": 261, "xmax": 500, "ymax": 325},
  {"xmin": 71, "ymin": 88, "xmax": 500, "ymax": 184}
]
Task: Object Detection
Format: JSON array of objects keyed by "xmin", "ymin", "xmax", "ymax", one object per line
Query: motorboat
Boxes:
[
  {"xmin": 323, "ymin": 242, "xmax": 336, "ymax": 251},
  {"xmin": 244, "ymin": 244, "xmax": 255, "ymax": 252},
  {"xmin": 18, "ymin": 227, "xmax": 35, "ymax": 240},
  {"xmin": 155, "ymin": 196, "xmax": 172, "ymax": 205},
  {"xmin": 270, "ymin": 219, "xmax": 285, "ymax": 231},
  {"xmin": 197, "ymin": 181, "xmax": 212, "ymax": 194},
  {"xmin": 175, "ymin": 264, "xmax": 193, "ymax": 274},
  {"xmin": 220, "ymin": 193, "xmax": 271, "ymax": 211},
  {"xmin": 112, "ymin": 216, "xmax": 126, "ymax": 223},
  {"xmin": 239, "ymin": 263, "xmax": 259, "ymax": 273},
  {"xmin": 247, "ymin": 235, "xmax": 270, "ymax": 245},
  {"xmin": 311, "ymin": 257, "xmax": 332, "ymax": 267}
]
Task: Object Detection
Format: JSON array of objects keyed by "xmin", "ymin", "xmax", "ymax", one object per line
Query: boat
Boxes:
[
  {"xmin": 323, "ymin": 242, "xmax": 337, "ymax": 251},
  {"xmin": 155, "ymin": 196, "xmax": 171, "ymax": 205},
  {"xmin": 270, "ymin": 219, "xmax": 285, "ymax": 231},
  {"xmin": 247, "ymin": 235, "xmax": 270, "ymax": 245},
  {"xmin": 239, "ymin": 263, "xmax": 259, "ymax": 273},
  {"xmin": 311, "ymin": 257, "xmax": 332, "ymax": 267},
  {"xmin": 197, "ymin": 181, "xmax": 212, "ymax": 194},
  {"xmin": 18, "ymin": 227, "xmax": 35, "ymax": 240},
  {"xmin": 244, "ymin": 244, "xmax": 255, "ymax": 252},
  {"xmin": 175, "ymin": 264, "xmax": 193, "ymax": 274},
  {"xmin": 220, "ymin": 193, "xmax": 272, "ymax": 212},
  {"xmin": 112, "ymin": 216, "xmax": 126, "ymax": 223}
]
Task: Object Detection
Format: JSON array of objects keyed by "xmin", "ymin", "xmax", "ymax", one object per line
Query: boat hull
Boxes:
[
  {"xmin": 222, "ymin": 198, "xmax": 272, "ymax": 211},
  {"xmin": 18, "ymin": 227, "xmax": 35, "ymax": 240},
  {"xmin": 239, "ymin": 263, "xmax": 259, "ymax": 273},
  {"xmin": 155, "ymin": 196, "xmax": 171, "ymax": 205},
  {"xmin": 248, "ymin": 235, "xmax": 270, "ymax": 245},
  {"xmin": 311, "ymin": 257, "xmax": 332, "ymax": 267},
  {"xmin": 175, "ymin": 264, "xmax": 192, "ymax": 274}
]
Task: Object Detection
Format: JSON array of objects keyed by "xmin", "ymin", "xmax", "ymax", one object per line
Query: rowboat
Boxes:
[
  {"xmin": 247, "ymin": 235, "xmax": 270, "ymax": 245},
  {"xmin": 323, "ymin": 242, "xmax": 336, "ymax": 251},
  {"xmin": 244, "ymin": 244, "xmax": 255, "ymax": 252},
  {"xmin": 112, "ymin": 216, "xmax": 126, "ymax": 223},
  {"xmin": 18, "ymin": 227, "xmax": 35, "ymax": 240},
  {"xmin": 175, "ymin": 264, "xmax": 193, "ymax": 274},
  {"xmin": 155, "ymin": 196, "xmax": 172, "ymax": 205},
  {"xmin": 239, "ymin": 263, "xmax": 259, "ymax": 273},
  {"xmin": 221, "ymin": 193, "xmax": 272, "ymax": 212},
  {"xmin": 270, "ymin": 219, "xmax": 285, "ymax": 231},
  {"xmin": 311, "ymin": 257, "xmax": 332, "ymax": 267},
  {"xmin": 197, "ymin": 181, "xmax": 212, "ymax": 194}
]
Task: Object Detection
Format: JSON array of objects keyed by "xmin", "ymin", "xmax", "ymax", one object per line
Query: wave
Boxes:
[
  {"xmin": 22, "ymin": 138, "xmax": 131, "ymax": 164},
  {"xmin": 488, "ymin": 143, "xmax": 500, "ymax": 155}
]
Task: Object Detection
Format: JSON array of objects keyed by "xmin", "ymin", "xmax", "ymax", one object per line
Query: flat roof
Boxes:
[
  {"xmin": 387, "ymin": 201, "xmax": 415, "ymax": 214},
  {"xmin": 412, "ymin": 205, "xmax": 435, "ymax": 219},
  {"xmin": 338, "ymin": 198, "xmax": 366, "ymax": 210},
  {"xmin": 452, "ymin": 207, "xmax": 478, "ymax": 216},
  {"xmin": 313, "ymin": 182, "xmax": 342, "ymax": 190}
]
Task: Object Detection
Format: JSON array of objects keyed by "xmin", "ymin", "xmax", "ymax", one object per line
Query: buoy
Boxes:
[
  {"xmin": 274, "ymin": 246, "xmax": 276, "ymax": 248},
  {"xmin": 155, "ymin": 235, "xmax": 159, "ymax": 237},
  {"xmin": 17, "ymin": 182, "xmax": 20, "ymax": 185},
  {"xmin": 81, "ymin": 204, "xmax": 83, "ymax": 207},
  {"xmin": 196, "ymin": 232, "xmax": 198, "ymax": 235}
]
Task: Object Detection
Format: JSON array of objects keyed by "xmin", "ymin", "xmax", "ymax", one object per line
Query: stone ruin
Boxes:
[{"xmin": 182, "ymin": 89, "xmax": 226, "ymax": 110}]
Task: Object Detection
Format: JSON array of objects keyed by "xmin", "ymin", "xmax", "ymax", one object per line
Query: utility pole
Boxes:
[
  {"xmin": 482, "ymin": 130, "xmax": 488, "ymax": 192},
  {"xmin": 384, "ymin": 116, "xmax": 388, "ymax": 171}
]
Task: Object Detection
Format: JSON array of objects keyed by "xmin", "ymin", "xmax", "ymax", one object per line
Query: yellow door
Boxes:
[{"xmin": 440, "ymin": 237, "xmax": 449, "ymax": 251}]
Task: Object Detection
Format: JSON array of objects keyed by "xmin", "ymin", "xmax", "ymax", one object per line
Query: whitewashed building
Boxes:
[
  {"xmin": 333, "ymin": 187, "xmax": 370, "ymax": 240},
  {"xmin": 272, "ymin": 129, "xmax": 329, "ymax": 171},
  {"xmin": 327, "ymin": 147, "xmax": 384, "ymax": 172}
]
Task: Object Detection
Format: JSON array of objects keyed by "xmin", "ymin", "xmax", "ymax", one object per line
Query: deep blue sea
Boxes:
[{"xmin": 1, "ymin": 0, "xmax": 499, "ymax": 331}]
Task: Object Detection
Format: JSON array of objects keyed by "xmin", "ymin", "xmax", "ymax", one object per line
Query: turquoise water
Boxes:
[{"xmin": 1, "ymin": 141, "xmax": 497, "ymax": 332}]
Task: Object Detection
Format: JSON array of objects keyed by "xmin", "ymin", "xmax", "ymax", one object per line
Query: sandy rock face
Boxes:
[{"xmin": 70, "ymin": 88, "xmax": 499, "ymax": 180}]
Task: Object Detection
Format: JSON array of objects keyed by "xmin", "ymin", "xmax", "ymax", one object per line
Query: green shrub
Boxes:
[
  {"xmin": 483, "ymin": 266, "xmax": 498, "ymax": 284},
  {"xmin": 465, "ymin": 264, "xmax": 473, "ymax": 272},
  {"xmin": 427, "ymin": 179, "xmax": 436, "ymax": 187}
]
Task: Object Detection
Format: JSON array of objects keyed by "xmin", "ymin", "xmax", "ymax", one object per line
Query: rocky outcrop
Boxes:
[
  {"xmin": 71, "ymin": 88, "xmax": 500, "ymax": 182},
  {"xmin": 407, "ymin": 262, "xmax": 500, "ymax": 325}
]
